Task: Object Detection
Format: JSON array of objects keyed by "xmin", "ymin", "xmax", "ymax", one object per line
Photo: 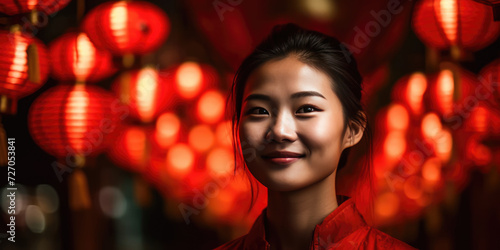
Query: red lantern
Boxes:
[
  {"xmin": 195, "ymin": 89, "xmax": 225, "ymax": 124},
  {"xmin": 427, "ymin": 65, "xmax": 478, "ymax": 117},
  {"xmin": 169, "ymin": 62, "xmax": 219, "ymax": 101},
  {"xmin": 107, "ymin": 125, "xmax": 155, "ymax": 173},
  {"xmin": 463, "ymin": 103, "xmax": 500, "ymax": 135},
  {"xmin": 391, "ymin": 72, "xmax": 428, "ymax": 117},
  {"xmin": 0, "ymin": 0, "xmax": 70, "ymax": 15},
  {"xmin": 81, "ymin": 1, "xmax": 170, "ymax": 55},
  {"xmin": 28, "ymin": 84, "xmax": 119, "ymax": 158},
  {"xmin": 49, "ymin": 32, "xmax": 117, "ymax": 83},
  {"xmin": 111, "ymin": 66, "xmax": 177, "ymax": 123},
  {"xmin": 412, "ymin": 0, "xmax": 500, "ymax": 51},
  {"xmin": 0, "ymin": 29, "xmax": 49, "ymax": 113},
  {"xmin": 154, "ymin": 112, "xmax": 181, "ymax": 149}
]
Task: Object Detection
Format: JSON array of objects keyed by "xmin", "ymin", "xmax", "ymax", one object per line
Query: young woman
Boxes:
[{"xmin": 215, "ymin": 23, "xmax": 416, "ymax": 250}]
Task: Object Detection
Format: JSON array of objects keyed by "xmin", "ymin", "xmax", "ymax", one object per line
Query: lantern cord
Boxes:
[
  {"xmin": 0, "ymin": 116, "xmax": 7, "ymax": 166},
  {"xmin": 425, "ymin": 47, "xmax": 439, "ymax": 72},
  {"xmin": 76, "ymin": 0, "xmax": 85, "ymax": 25},
  {"xmin": 68, "ymin": 167, "xmax": 92, "ymax": 210}
]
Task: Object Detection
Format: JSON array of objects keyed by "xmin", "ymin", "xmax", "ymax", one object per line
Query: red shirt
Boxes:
[{"xmin": 214, "ymin": 197, "xmax": 417, "ymax": 250}]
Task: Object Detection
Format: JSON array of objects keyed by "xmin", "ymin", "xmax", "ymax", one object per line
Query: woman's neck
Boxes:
[{"xmin": 265, "ymin": 171, "xmax": 339, "ymax": 250}]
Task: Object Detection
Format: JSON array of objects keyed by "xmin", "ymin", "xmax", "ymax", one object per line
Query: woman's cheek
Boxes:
[{"xmin": 239, "ymin": 122, "xmax": 264, "ymax": 154}]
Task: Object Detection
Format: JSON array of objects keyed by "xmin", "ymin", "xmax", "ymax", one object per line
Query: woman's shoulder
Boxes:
[{"xmin": 313, "ymin": 197, "xmax": 416, "ymax": 249}]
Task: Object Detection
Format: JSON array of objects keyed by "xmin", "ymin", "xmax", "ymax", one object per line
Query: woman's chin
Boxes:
[{"xmin": 255, "ymin": 175, "xmax": 310, "ymax": 192}]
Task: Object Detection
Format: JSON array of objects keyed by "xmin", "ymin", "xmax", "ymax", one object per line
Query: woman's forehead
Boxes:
[{"xmin": 243, "ymin": 56, "xmax": 335, "ymax": 99}]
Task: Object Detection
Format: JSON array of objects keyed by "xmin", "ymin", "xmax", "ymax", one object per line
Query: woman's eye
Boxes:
[
  {"xmin": 247, "ymin": 107, "xmax": 269, "ymax": 115},
  {"xmin": 297, "ymin": 105, "xmax": 319, "ymax": 113}
]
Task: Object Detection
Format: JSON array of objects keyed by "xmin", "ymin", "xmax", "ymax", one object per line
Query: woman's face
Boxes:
[{"xmin": 238, "ymin": 55, "xmax": 352, "ymax": 192}]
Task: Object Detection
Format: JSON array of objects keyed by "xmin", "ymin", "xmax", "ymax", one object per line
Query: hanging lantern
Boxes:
[
  {"xmin": 154, "ymin": 112, "xmax": 181, "ymax": 149},
  {"xmin": 0, "ymin": 0, "xmax": 70, "ymax": 15},
  {"xmin": 206, "ymin": 146, "xmax": 234, "ymax": 178},
  {"xmin": 28, "ymin": 84, "xmax": 119, "ymax": 158},
  {"xmin": 0, "ymin": 29, "xmax": 49, "ymax": 114},
  {"xmin": 165, "ymin": 143, "xmax": 196, "ymax": 179},
  {"xmin": 427, "ymin": 65, "xmax": 478, "ymax": 117},
  {"xmin": 107, "ymin": 125, "xmax": 157, "ymax": 173},
  {"xmin": 412, "ymin": 0, "xmax": 500, "ymax": 51},
  {"xmin": 374, "ymin": 103, "xmax": 410, "ymax": 134},
  {"xmin": 188, "ymin": 124, "xmax": 215, "ymax": 153},
  {"xmin": 111, "ymin": 66, "xmax": 177, "ymax": 123},
  {"xmin": 463, "ymin": 103, "xmax": 500, "ymax": 135},
  {"xmin": 171, "ymin": 62, "xmax": 219, "ymax": 100},
  {"xmin": 392, "ymin": 72, "xmax": 428, "ymax": 117},
  {"xmin": 195, "ymin": 89, "xmax": 225, "ymax": 124},
  {"xmin": 49, "ymin": 32, "xmax": 117, "ymax": 83},
  {"xmin": 81, "ymin": 1, "xmax": 170, "ymax": 55}
]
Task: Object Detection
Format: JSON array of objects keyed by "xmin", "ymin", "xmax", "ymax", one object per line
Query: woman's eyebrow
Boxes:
[{"xmin": 243, "ymin": 91, "xmax": 326, "ymax": 103}]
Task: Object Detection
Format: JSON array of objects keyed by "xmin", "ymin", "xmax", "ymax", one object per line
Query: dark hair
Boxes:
[{"xmin": 225, "ymin": 23, "xmax": 374, "ymax": 218}]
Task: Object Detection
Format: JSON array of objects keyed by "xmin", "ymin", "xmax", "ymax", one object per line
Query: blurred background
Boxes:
[{"xmin": 1, "ymin": 0, "xmax": 500, "ymax": 249}]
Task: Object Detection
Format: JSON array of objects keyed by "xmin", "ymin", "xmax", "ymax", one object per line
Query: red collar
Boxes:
[{"xmin": 243, "ymin": 197, "xmax": 367, "ymax": 249}]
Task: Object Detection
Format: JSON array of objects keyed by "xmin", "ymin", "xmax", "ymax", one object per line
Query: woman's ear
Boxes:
[{"xmin": 342, "ymin": 111, "xmax": 366, "ymax": 150}]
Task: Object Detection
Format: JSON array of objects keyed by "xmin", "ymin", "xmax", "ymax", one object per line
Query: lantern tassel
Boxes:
[
  {"xmin": 0, "ymin": 95, "xmax": 17, "ymax": 115},
  {"xmin": 68, "ymin": 168, "xmax": 92, "ymax": 210},
  {"xmin": 30, "ymin": 10, "xmax": 38, "ymax": 26},
  {"xmin": 27, "ymin": 43, "xmax": 41, "ymax": 84},
  {"xmin": 77, "ymin": 0, "xmax": 85, "ymax": 24},
  {"xmin": 119, "ymin": 72, "xmax": 132, "ymax": 105}
]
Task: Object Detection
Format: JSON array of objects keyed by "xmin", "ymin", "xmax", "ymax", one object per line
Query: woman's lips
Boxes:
[{"xmin": 262, "ymin": 156, "xmax": 304, "ymax": 165}]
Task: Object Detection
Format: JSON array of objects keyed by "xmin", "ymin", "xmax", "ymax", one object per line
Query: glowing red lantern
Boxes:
[
  {"xmin": 107, "ymin": 125, "xmax": 155, "ymax": 173},
  {"xmin": 206, "ymin": 146, "xmax": 234, "ymax": 178},
  {"xmin": 374, "ymin": 103, "xmax": 410, "ymax": 134},
  {"xmin": 373, "ymin": 103, "xmax": 410, "ymax": 171},
  {"xmin": 0, "ymin": 29, "xmax": 49, "ymax": 113},
  {"xmin": 188, "ymin": 124, "xmax": 215, "ymax": 152},
  {"xmin": 391, "ymin": 72, "xmax": 428, "ymax": 117},
  {"xmin": 28, "ymin": 84, "xmax": 119, "ymax": 158},
  {"xmin": 111, "ymin": 66, "xmax": 177, "ymax": 123},
  {"xmin": 171, "ymin": 62, "xmax": 219, "ymax": 100},
  {"xmin": 195, "ymin": 89, "xmax": 225, "ymax": 124},
  {"xmin": 49, "ymin": 32, "xmax": 117, "ymax": 83},
  {"xmin": 165, "ymin": 143, "xmax": 196, "ymax": 179},
  {"xmin": 154, "ymin": 112, "xmax": 181, "ymax": 149},
  {"xmin": 412, "ymin": 0, "xmax": 500, "ymax": 51},
  {"xmin": 464, "ymin": 103, "xmax": 500, "ymax": 134},
  {"xmin": 427, "ymin": 66, "xmax": 478, "ymax": 117},
  {"xmin": 81, "ymin": 1, "xmax": 170, "ymax": 55},
  {"xmin": 0, "ymin": 0, "xmax": 70, "ymax": 15}
]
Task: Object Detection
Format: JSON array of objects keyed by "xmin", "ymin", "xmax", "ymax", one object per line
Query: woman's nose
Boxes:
[{"xmin": 265, "ymin": 110, "xmax": 297, "ymax": 143}]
